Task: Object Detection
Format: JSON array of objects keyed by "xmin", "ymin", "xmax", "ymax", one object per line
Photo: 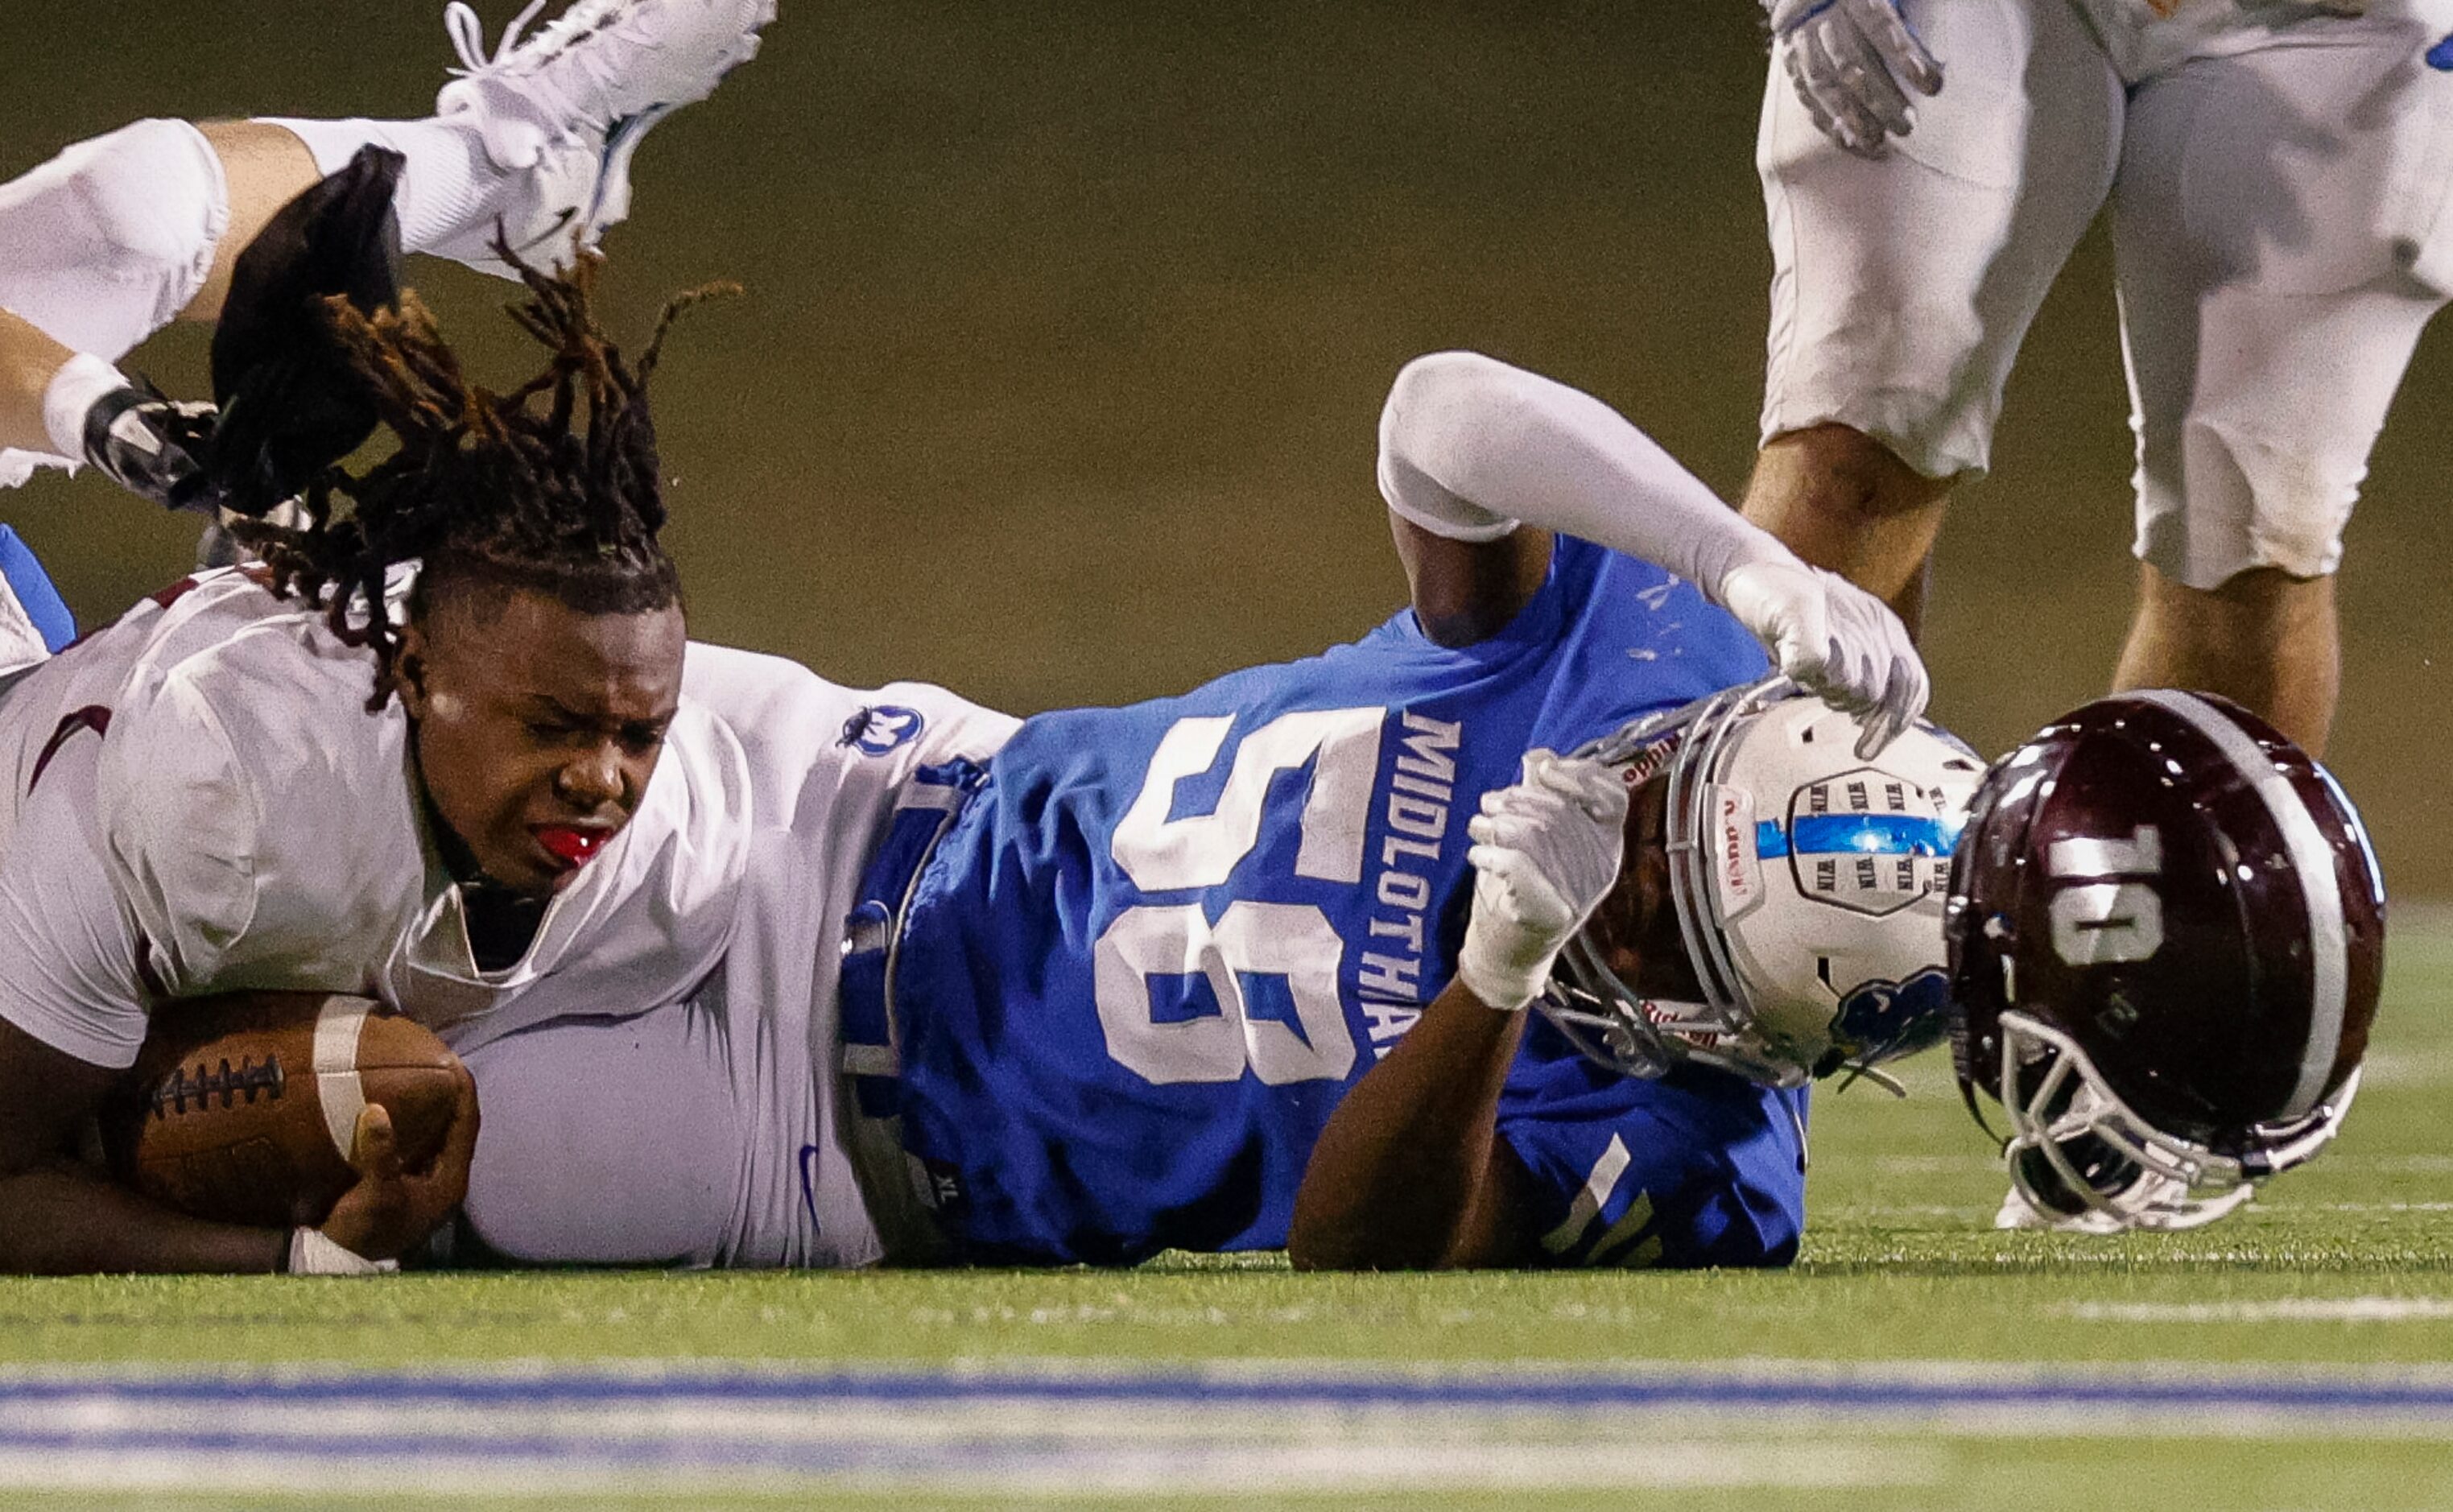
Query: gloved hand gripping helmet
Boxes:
[{"xmin": 1541, "ymin": 678, "xmax": 1983, "ymax": 1089}]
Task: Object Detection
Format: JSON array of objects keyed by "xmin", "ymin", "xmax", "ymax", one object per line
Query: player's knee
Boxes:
[
  {"xmin": 2136, "ymin": 561, "xmax": 2331, "ymax": 656},
  {"xmin": 0, "ymin": 118, "xmax": 226, "ymax": 356},
  {"xmin": 60, "ymin": 121, "xmax": 224, "ymax": 274},
  {"xmin": 1755, "ymin": 424, "xmax": 1950, "ymax": 532}
]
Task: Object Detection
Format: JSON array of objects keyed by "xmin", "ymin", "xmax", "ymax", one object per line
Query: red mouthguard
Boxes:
[{"xmin": 535, "ymin": 826, "xmax": 609, "ymax": 866}]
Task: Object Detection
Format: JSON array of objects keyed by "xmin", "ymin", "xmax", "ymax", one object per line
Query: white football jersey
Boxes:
[
  {"xmin": 456, "ymin": 649, "xmax": 1021, "ymax": 1268},
  {"xmin": 0, "ymin": 569, "xmax": 755, "ymax": 1066}
]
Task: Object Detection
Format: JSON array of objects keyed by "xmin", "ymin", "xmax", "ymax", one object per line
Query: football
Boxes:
[{"xmin": 99, "ymin": 991, "xmax": 468, "ymax": 1229}]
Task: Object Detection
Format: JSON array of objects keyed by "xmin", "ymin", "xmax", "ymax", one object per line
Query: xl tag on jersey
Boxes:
[{"xmin": 1708, "ymin": 784, "xmax": 1765, "ymax": 923}]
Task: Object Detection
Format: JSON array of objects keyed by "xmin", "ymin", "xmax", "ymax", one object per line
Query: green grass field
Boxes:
[{"xmin": 5, "ymin": 915, "xmax": 2450, "ymax": 1509}]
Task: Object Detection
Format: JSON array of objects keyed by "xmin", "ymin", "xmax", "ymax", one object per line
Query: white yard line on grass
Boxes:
[
  {"xmin": 2356, "ymin": 1049, "xmax": 2453, "ymax": 1089},
  {"xmin": 2060, "ymin": 1298, "xmax": 2453, "ymax": 1324},
  {"xmin": 0, "ymin": 1439, "xmax": 1933, "ymax": 1498},
  {"xmin": 5, "ymin": 1357, "xmax": 2453, "ymax": 1502},
  {"xmin": 2298, "ymin": 1203, "xmax": 2453, "ymax": 1212},
  {"xmin": 1868, "ymin": 1155, "xmax": 1993, "ymax": 1175},
  {"xmin": 2322, "ymin": 1155, "xmax": 2453, "ymax": 1174}
]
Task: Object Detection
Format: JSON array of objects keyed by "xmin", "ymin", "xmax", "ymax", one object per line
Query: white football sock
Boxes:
[
  {"xmin": 40, "ymin": 353, "xmax": 133, "ymax": 461},
  {"xmin": 254, "ymin": 116, "xmax": 502, "ymax": 260}
]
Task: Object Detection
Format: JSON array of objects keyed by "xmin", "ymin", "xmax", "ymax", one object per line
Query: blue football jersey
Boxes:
[{"xmin": 882, "ymin": 535, "xmax": 1809, "ymax": 1266}]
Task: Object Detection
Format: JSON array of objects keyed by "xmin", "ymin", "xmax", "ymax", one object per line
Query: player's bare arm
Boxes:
[
  {"xmin": 1285, "ymin": 974, "xmax": 1540, "ymax": 1270},
  {"xmin": 1291, "ymin": 752, "xmax": 1629, "ymax": 1270},
  {"xmin": 0, "ymin": 1022, "xmax": 283, "ymax": 1274}
]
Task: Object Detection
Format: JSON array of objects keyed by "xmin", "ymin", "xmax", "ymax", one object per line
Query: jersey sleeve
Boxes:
[
  {"xmin": 0, "ymin": 525, "xmax": 73, "ymax": 667},
  {"xmin": 1494, "ymin": 1019, "xmax": 1807, "ymax": 1270},
  {"xmin": 1518, "ymin": 536, "xmax": 1774, "ymax": 755},
  {"xmin": 0, "ymin": 729, "xmax": 148, "ymax": 1068},
  {"xmin": 883, "ymin": 680, "xmax": 1022, "ymax": 769}
]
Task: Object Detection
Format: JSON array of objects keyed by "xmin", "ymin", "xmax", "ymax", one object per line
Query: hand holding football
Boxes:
[{"xmin": 100, "ymin": 991, "xmax": 475, "ymax": 1235}]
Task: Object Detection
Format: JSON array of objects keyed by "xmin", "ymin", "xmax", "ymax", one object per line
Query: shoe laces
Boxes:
[{"xmin": 443, "ymin": 0, "xmax": 655, "ymax": 126}]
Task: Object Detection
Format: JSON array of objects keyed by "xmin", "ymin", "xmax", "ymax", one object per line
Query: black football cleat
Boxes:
[{"xmin": 81, "ymin": 386, "xmax": 221, "ymax": 514}]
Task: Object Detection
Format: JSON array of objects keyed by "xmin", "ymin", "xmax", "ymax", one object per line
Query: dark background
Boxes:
[{"xmin": 6, "ymin": 2, "xmax": 2451, "ymax": 887}]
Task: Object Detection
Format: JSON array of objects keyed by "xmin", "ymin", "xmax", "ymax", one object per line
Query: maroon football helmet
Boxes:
[{"xmin": 1946, "ymin": 690, "xmax": 2385, "ymax": 1230}]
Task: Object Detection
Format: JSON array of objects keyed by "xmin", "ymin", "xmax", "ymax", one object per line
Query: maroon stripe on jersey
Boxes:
[
  {"xmin": 149, "ymin": 576, "xmax": 202, "ymax": 611},
  {"xmin": 27, "ymin": 705, "xmax": 110, "ymax": 797}
]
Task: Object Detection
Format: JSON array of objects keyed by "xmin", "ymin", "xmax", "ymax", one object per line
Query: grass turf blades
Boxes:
[{"xmin": 1, "ymin": 914, "xmax": 2447, "ymax": 1506}]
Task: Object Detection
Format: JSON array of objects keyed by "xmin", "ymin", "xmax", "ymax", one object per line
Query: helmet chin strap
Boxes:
[
  {"xmin": 1826, "ymin": 1058, "xmax": 1910, "ymax": 1099},
  {"xmin": 1539, "ymin": 680, "xmax": 1813, "ymax": 1086}
]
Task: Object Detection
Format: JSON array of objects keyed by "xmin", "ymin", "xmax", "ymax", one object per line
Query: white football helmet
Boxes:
[{"xmin": 1539, "ymin": 679, "xmax": 1983, "ymax": 1088}]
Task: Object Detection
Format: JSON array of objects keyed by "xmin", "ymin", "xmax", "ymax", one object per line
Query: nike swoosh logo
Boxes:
[{"xmin": 510, "ymin": 205, "xmax": 580, "ymax": 254}]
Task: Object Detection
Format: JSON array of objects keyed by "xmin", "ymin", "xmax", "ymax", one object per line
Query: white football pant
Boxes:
[{"xmin": 1759, "ymin": 0, "xmax": 2453, "ymax": 588}]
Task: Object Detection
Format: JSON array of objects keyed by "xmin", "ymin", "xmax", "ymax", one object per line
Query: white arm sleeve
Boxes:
[
  {"xmin": 1375, "ymin": 351, "xmax": 1793, "ymax": 602},
  {"xmin": 0, "ymin": 732, "xmax": 148, "ymax": 1068}
]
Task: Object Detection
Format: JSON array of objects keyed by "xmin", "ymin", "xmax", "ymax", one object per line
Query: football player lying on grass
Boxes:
[
  {"xmin": 448, "ymin": 654, "xmax": 2389, "ymax": 1265},
  {"xmin": 445, "ymin": 352, "xmax": 1968, "ymax": 1272},
  {"xmin": 19, "ymin": 330, "xmax": 2376, "ymax": 1270},
  {"xmin": 460, "ymin": 354, "xmax": 2385, "ymax": 1268},
  {"xmin": 0, "ymin": 170, "xmax": 802, "ymax": 1276},
  {"xmin": 8, "ymin": 340, "xmax": 1948, "ymax": 1272}
]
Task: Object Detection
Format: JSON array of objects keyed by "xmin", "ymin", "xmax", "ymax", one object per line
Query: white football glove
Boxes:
[
  {"xmin": 1457, "ymin": 750, "xmax": 1628, "ymax": 1012},
  {"xmin": 1717, "ymin": 557, "xmax": 1929, "ymax": 758},
  {"xmin": 1767, "ymin": 0, "xmax": 1943, "ymax": 158}
]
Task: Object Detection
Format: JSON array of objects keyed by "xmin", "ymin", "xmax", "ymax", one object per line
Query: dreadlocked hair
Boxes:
[{"xmin": 247, "ymin": 243, "xmax": 738, "ymax": 710}]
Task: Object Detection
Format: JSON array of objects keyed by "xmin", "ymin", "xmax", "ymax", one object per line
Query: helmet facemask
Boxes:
[{"xmin": 1996, "ymin": 1009, "xmax": 2361, "ymax": 1233}]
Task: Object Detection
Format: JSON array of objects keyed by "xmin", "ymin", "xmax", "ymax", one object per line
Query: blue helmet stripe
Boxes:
[{"xmin": 1754, "ymin": 814, "xmax": 1957, "ymax": 859}]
